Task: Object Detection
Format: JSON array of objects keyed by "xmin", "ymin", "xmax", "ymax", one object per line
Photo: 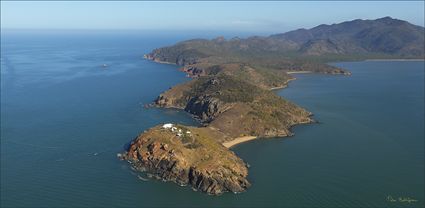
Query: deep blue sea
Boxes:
[{"xmin": 1, "ymin": 30, "xmax": 424, "ymax": 207}]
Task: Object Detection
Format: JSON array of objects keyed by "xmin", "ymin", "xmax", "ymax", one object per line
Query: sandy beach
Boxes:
[
  {"xmin": 286, "ymin": 71, "xmax": 312, "ymax": 74},
  {"xmin": 269, "ymin": 86, "xmax": 286, "ymax": 90},
  {"xmin": 365, "ymin": 59, "xmax": 425, "ymax": 61},
  {"xmin": 222, "ymin": 136, "xmax": 257, "ymax": 148}
]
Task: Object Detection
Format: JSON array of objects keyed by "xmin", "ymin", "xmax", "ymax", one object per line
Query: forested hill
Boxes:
[{"xmin": 146, "ymin": 17, "xmax": 424, "ymax": 70}]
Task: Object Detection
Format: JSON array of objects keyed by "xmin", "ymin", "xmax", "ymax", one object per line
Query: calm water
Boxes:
[{"xmin": 1, "ymin": 31, "xmax": 424, "ymax": 207}]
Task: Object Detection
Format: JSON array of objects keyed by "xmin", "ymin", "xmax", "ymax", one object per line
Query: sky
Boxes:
[{"xmin": 1, "ymin": 1, "xmax": 424, "ymax": 34}]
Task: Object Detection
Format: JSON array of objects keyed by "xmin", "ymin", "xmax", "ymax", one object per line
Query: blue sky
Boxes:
[{"xmin": 1, "ymin": 1, "xmax": 424, "ymax": 33}]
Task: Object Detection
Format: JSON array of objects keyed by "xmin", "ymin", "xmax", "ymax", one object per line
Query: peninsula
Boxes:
[{"xmin": 120, "ymin": 17, "xmax": 424, "ymax": 195}]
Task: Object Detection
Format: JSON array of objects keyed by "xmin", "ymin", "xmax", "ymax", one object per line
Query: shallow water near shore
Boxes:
[{"xmin": 1, "ymin": 30, "xmax": 424, "ymax": 207}]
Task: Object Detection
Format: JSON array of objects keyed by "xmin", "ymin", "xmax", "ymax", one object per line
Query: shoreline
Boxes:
[
  {"xmin": 222, "ymin": 115, "xmax": 315, "ymax": 149},
  {"xmin": 270, "ymin": 78, "xmax": 297, "ymax": 90},
  {"xmin": 364, "ymin": 59, "xmax": 425, "ymax": 62},
  {"xmin": 143, "ymin": 55, "xmax": 177, "ymax": 65},
  {"xmin": 222, "ymin": 136, "xmax": 257, "ymax": 148},
  {"xmin": 286, "ymin": 71, "xmax": 312, "ymax": 74},
  {"xmin": 269, "ymin": 86, "xmax": 286, "ymax": 90}
]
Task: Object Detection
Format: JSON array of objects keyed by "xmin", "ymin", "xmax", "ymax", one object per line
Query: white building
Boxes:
[{"xmin": 162, "ymin": 123, "xmax": 173, "ymax": 129}]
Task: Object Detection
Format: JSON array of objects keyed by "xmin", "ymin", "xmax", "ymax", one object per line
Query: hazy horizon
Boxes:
[{"xmin": 1, "ymin": 1, "xmax": 424, "ymax": 34}]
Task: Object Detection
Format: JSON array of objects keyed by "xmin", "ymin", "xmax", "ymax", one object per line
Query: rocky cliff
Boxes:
[
  {"xmin": 153, "ymin": 73, "xmax": 313, "ymax": 137},
  {"xmin": 120, "ymin": 126, "xmax": 250, "ymax": 195}
]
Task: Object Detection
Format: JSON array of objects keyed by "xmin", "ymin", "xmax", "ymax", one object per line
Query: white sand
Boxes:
[
  {"xmin": 222, "ymin": 136, "xmax": 257, "ymax": 148},
  {"xmin": 286, "ymin": 71, "xmax": 312, "ymax": 74}
]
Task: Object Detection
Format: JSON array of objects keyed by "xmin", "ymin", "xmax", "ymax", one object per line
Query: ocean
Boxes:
[{"xmin": 1, "ymin": 30, "xmax": 423, "ymax": 207}]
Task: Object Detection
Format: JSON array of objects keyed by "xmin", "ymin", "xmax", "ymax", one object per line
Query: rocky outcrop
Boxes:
[
  {"xmin": 155, "ymin": 94, "xmax": 184, "ymax": 109},
  {"xmin": 180, "ymin": 65, "xmax": 206, "ymax": 77},
  {"xmin": 154, "ymin": 77, "xmax": 235, "ymax": 123},
  {"xmin": 184, "ymin": 96, "xmax": 232, "ymax": 123},
  {"xmin": 144, "ymin": 54, "xmax": 175, "ymax": 65},
  {"xmin": 120, "ymin": 126, "xmax": 250, "ymax": 195},
  {"xmin": 145, "ymin": 47, "xmax": 206, "ymax": 66}
]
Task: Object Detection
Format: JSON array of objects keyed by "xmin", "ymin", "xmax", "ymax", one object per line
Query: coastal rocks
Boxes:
[
  {"xmin": 121, "ymin": 126, "xmax": 251, "ymax": 195},
  {"xmin": 155, "ymin": 94, "xmax": 176, "ymax": 107},
  {"xmin": 180, "ymin": 65, "xmax": 206, "ymax": 77},
  {"xmin": 184, "ymin": 96, "xmax": 230, "ymax": 123},
  {"xmin": 324, "ymin": 67, "xmax": 352, "ymax": 75},
  {"xmin": 263, "ymin": 128, "xmax": 292, "ymax": 137},
  {"xmin": 144, "ymin": 53, "xmax": 174, "ymax": 64},
  {"xmin": 154, "ymin": 93, "xmax": 186, "ymax": 109},
  {"xmin": 188, "ymin": 167, "xmax": 249, "ymax": 194},
  {"xmin": 145, "ymin": 48, "xmax": 205, "ymax": 66},
  {"xmin": 154, "ymin": 85, "xmax": 232, "ymax": 123}
]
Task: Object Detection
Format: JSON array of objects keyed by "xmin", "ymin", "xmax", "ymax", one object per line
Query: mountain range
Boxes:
[{"xmin": 147, "ymin": 17, "xmax": 424, "ymax": 70}]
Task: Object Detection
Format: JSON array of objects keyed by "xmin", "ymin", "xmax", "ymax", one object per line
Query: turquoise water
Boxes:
[{"xmin": 1, "ymin": 31, "xmax": 424, "ymax": 207}]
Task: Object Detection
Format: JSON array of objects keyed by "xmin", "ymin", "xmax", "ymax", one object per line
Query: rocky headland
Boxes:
[
  {"xmin": 121, "ymin": 17, "xmax": 424, "ymax": 195},
  {"xmin": 120, "ymin": 125, "xmax": 250, "ymax": 195},
  {"xmin": 121, "ymin": 70, "xmax": 314, "ymax": 195}
]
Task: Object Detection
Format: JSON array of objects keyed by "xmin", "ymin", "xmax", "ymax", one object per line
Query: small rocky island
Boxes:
[{"xmin": 120, "ymin": 17, "xmax": 424, "ymax": 195}]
